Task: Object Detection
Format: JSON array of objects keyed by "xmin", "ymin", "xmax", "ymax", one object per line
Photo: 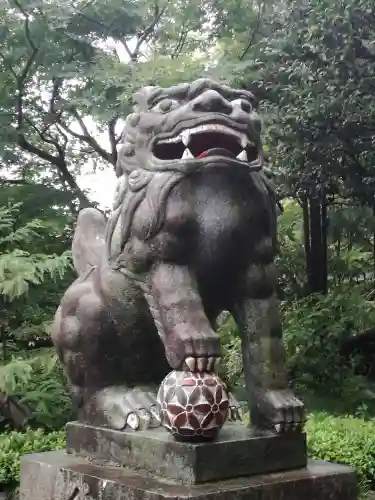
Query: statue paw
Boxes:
[
  {"xmin": 259, "ymin": 389, "xmax": 305, "ymax": 434},
  {"xmin": 95, "ymin": 386, "xmax": 161, "ymax": 431},
  {"xmin": 183, "ymin": 355, "xmax": 221, "ymax": 373}
]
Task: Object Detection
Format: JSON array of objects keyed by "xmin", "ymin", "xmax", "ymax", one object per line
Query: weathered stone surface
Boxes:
[
  {"xmin": 20, "ymin": 451, "xmax": 357, "ymax": 500},
  {"xmin": 66, "ymin": 421, "xmax": 307, "ymax": 485},
  {"xmin": 51, "ymin": 78, "xmax": 304, "ymax": 438}
]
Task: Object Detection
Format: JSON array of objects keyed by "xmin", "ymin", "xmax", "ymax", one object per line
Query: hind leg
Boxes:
[
  {"xmin": 52, "ymin": 271, "xmax": 167, "ymax": 431},
  {"xmin": 230, "ymin": 263, "xmax": 305, "ymax": 433}
]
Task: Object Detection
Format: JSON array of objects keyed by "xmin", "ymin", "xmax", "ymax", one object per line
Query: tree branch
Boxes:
[
  {"xmin": 0, "ymin": 178, "xmax": 31, "ymax": 185},
  {"xmin": 119, "ymin": 40, "xmax": 134, "ymax": 60},
  {"xmin": 59, "ymin": 108, "xmax": 116, "ymax": 165},
  {"xmin": 240, "ymin": 0, "xmax": 266, "ymax": 60},
  {"xmin": 12, "ymin": 0, "xmax": 37, "ymax": 52},
  {"xmin": 2, "ymin": 3, "xmax": 91, "ymax": 209},
  {"xmin": 132, "ymin": 0, "xmax": 170, "ymax": 61},
  {"xmin": 108, "ymin": 116, "xmax": 118, "ymax": 166}
]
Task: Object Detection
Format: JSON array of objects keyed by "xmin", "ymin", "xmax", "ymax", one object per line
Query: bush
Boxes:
[
  {"xmin": 0, "ymin": 351, "xmax": 73, "ymax": 430},
  {"xmin": 281, "ymin": 286, "xmax": 375, "ymax": 397},
  {"xmin": 307, "ymin": 412, "xmax": 375, "ymax": 493},
  {"xmin": 218, "ymin": 286, "xmax": 375, "ymax": 400},
  {"xmin": 0, "ymin": 428, "xmax": 66, "ymax": 486}
]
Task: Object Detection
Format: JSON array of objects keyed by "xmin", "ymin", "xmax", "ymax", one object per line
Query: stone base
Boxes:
[
  {"xmin": 19, "ymin": 451, "xmax": 357, "ymax": 500},
  {"xmin": 66, "ymin": 421, "xmax": 307, "ymax": 484}
]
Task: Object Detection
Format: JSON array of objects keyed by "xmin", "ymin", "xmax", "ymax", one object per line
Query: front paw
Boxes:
[
  {"xmin": 255, "ymin": 389, "xmax": 305, "ymax": 433},
  {"xmin": 95, "ymin": 386, "xmax": 161, "ymax": 431},
  {"xmin": 166, "ymin": 328, "xmax": 221, "ymax": 372},
  {"xmin": 183, "ymin": 354, "xmax": 221, "ymax": 373}
]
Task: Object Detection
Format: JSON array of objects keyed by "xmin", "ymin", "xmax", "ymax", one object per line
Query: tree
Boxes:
[
  {"xmin": 0, "ymin": 0, "xmax": 212, "ymax": 207},
  {"xmin": 215, "ymin": 0, "xmax": 375, "ymax": 294},
  {"xmin": 0, "ymin": 196, "xmax": 73, "ymax": 360}
]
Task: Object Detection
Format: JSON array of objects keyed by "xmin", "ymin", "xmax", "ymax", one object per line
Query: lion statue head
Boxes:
[{"xmin": 107, "ymin": 78, "xmax": 267, "ymax": 267}]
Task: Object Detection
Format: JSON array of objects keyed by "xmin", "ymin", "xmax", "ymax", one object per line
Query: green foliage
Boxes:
[
  {"xmin": 282, "ymin": 286, "xmax": 375, "ymax": 396},
  {"xmin": 230, "ymin": 0, "xmax": 375, "ymax": 206},
  {"xmin": 307, "ymin": 412, "xmax": 375, "ymax": 493},
  {"xmin": 276, "ymin": 200, "xmax": 307, "ymax": 296},
  {"xmin": 276, "ymin": 198, "xmax": 375, "ymax": 297},
  {"xmin": 0, "ymin": 203, "xmax": 71, "ymax": 301},
  {"xmin": 0, "ymin": 198, "xmax": 73, "ymax": 363},
  {"xmin": 0, "ymin": 428, "xmax": 66, "ymax": 486},
  {"xmin": 0, "ymin": 351, "xmax": 72, "ymax": 430},
  {"xmin": 217, "ymin": 312, "xmax": 243, "ymax": 389},
  {"xmin": 219, "ymin": 283, "xmax": 375, "ymax": 402}
]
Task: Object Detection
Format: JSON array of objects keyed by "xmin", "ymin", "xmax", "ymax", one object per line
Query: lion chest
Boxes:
[{"xmin": 130, "ymin": 170, "xmax": 275, "ymax": 274}]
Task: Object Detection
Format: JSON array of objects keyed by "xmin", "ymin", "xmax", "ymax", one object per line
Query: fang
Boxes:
[
  {"xmin": 181, "ymin": 130, "xmax": 190, "ymax": 146},
  {"xmin": 237, "ymin": 150, "xmax": 248, "ymax": 161},
  {"xmin": 182, "ymin": 148, "xmax": 194, "ymax": 159}
]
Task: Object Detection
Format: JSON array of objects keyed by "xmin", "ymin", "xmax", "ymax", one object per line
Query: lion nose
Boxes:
[{"xmin": 191, "ymin": 89, "xmax": 233, "ymax": 114}]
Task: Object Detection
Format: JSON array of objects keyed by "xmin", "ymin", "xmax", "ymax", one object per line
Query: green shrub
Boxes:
[
  {"xmin": 0, "ymin": 351, "xmax": 73, "ymax": 430},
  {"xmin": 218, "ymin": 286, "xmax": 375, "ymax": 400},
  {"xmin": 0, "ymin": 428, "xmax": 66, "ymax": 486},
  {"xmin": 218, "ymin": 312, "xmax": 243, "ymax": 388},
  {"xmin": 307, "ymin": 412, "xmax": 375, "ymax": 493},
  {"xmin": 281, "ymin": 286, "xmax": 375, "ymax": 397}
]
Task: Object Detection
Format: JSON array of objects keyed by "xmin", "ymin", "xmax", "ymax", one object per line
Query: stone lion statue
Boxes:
[{"xmin": 52, "ymin": 78, "xmax": 304, "ymax": 433}]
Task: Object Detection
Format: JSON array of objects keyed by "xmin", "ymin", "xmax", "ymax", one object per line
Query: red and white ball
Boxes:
[{"xmin": 157, "ymin": 370, "xmax": 229, "ymax": 441}]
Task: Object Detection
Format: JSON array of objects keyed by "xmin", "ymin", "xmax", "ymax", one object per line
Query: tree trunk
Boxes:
[
  {"xmin": 302, "ymin": 196, "xmax": 311, "ymax": 286},
  {"xmin": 303, "ymin": 194, "xmax": 328, "ymax": 295}
]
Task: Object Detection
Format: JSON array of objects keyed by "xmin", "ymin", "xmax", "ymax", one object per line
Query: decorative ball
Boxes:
[{"xmin": 156, "ymin": 370, "xmax": 229, "ymax": 441}]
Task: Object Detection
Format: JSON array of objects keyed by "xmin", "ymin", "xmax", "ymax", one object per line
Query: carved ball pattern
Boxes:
[{"xmin": 157, "ymin": 370, "xmax": 229, "ymax": 441}]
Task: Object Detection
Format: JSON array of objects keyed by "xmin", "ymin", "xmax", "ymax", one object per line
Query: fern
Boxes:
[
  {"xmin": 0, "ymin": 352, "xmax": 73, "ymax": 429},
  {"xmin": 0, "ymin": 359, "xmax": 34, "ymax": 394},
  {"xmin": 0, "ymin": 203, "xmax": 72, "ymax": 300}
]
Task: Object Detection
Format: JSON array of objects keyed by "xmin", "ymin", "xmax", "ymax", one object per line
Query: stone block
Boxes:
[
  {"xmin": 19, "ymin": 451, "xmax": 358, "ymax": 500},
  {"xmin": 66, "ymin": 421, "xmax": 307, "ymax": 484}
]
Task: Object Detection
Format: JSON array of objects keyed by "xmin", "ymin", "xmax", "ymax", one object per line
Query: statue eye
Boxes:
[{"xmin": 154, "ymin": 99, "xmax": 179, "ymax": 112}]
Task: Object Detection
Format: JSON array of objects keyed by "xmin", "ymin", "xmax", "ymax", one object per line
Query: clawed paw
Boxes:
[
  {"xmin": 259, "ymin": 389, "xmax": 305, "ymax": 434},
  {"xmin": 126, "ymin": 405, "xmax": 161, "ymax": 430},
  {"xmin": 95, "ymin": 386, "xmax": 161, "ymax": 431},
  {"xmin": 273, "ymin": 421, "xmax": 304, "ymax": 433},
  {"xmin": 184, "ymin": 356, "xmax": 221, "ymax": 372}
]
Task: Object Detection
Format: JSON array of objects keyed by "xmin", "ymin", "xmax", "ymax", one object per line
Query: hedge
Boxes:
[
  {"xmin": 307, "ymin": 412, "xmax": 375, "ymax": 492},
  {"xmin": 0, "ymin": 429, "xmax": 65, "ymax": 486}
]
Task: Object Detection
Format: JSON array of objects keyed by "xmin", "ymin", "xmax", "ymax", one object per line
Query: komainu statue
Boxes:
[{"xmin": 52, "ymin": 78, "xmax": 304, "ymax": 433}]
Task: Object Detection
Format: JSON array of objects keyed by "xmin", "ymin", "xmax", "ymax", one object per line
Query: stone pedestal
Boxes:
[
  {"xmin": 66, "ymin": 421, "xmax": 307, "ymax": 484},
  {"xmin": 19, "ymin": 421, "xmax": 358, "ymax": 500}
]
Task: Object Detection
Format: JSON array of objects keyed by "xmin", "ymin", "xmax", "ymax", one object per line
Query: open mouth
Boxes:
[{"xmin": 153, "ymin": 124, "xmax": 258, "ymax": 163}]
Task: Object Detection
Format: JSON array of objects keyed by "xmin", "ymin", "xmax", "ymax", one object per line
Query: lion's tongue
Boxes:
[{"xmin": 197, "ymin": 148, "xmax": 234, "ymax": 159}]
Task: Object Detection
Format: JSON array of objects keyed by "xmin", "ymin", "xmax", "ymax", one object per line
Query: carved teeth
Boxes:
[
  {"xmin": 182, "ymin": 148, "xmax": 194, "ymax": 159},
  {"xmin": 181, "ymin": 130, "xmax": 190, "ymax": 146},
  {"xmin": 161, "ymin": 136, "xmax": 181, "ymax": 144},
  {"xmin": 237, "ymin": 150, "xmax": 247, "ymax": 161},
  {"xmin": 157, "ymin": 124, "xmax": 249, "ymax": 148}
]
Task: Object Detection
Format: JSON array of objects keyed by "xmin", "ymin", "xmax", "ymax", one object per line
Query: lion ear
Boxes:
[{"xmin": 133, "ymin": 86, "xmax": 162, "ymax": 110}]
